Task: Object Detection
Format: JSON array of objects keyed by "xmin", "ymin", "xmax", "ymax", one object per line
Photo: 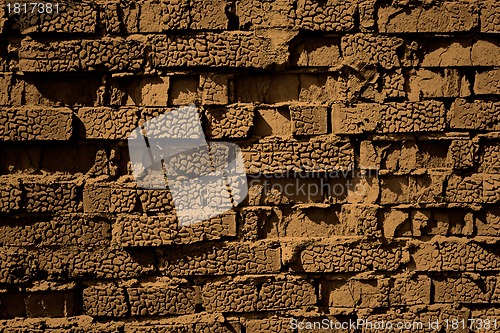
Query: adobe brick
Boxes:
[
  {"xmin": 152, "ymin": 32, "xmax": 289, "ymax": 69},
  {"xmin": 484, "ymin": 174, "xmax": 500, "ymax": 203},
  {"xmin": 19, "ymin": 37, "xmax": 146, "ymax": 72},
  {"xmin": 25, "ymin": 289, "xmax": 77, "ymax": 318},
  {"xmin": 412, "ymin": 241, "xmax": 500, "ymax": 272},
  {"xmin": 290, "ymin": 105, "xmax": 328, "ymax": 136},
  {"xmin": 241, "ymin": 136, "xmax": 354, "ymax": 174},
  {"xmin": 341, "ymin": 34, "xmax": 404, "ymax": 69},
  {"xmin": 0, "ymin": 107, "xmax": 72, "ymax": 141},
  {"xmin": 476, "ymin": 208, "xmax": 500, "ymax": 236},
  {"xmin": 190, "ymin": 0, "xmax": 228, "ymax": 29},
  {"xmin": 422, "ymin": 38, "xmax": 500, "ymax": 67},
  {"xmin": 83, "ymin": 284, "xmax": 128, "ymax": 317},
  {"xmin": 23, "ymin": 180, "xmax": 78, "ymax": 213},
  {"xmin": 77, "ymin": 107, "xmax": 137, "ymax": 140},
  {"xmin": 0, "ymin": 179, "xmax": 21, "ymax": 213},
  {"xmin": 0, "ymin": 213, "xmax": 111, "ymax": 247},
  {"xmin": 205, "ymin": 105, "xmax": 254, "ymax": 139},
  {"xmin": 0, "ymin": 248, "xmax": 32, "ymax": 284},
  {"xmin": 450, "ymin": 99, "xmax": 500, "ymax": 130},
  {"xmin": 159, "ymin": 241, "xmax": 281, "ymax": 276},
  {"xmin": 481, "ymin": 1, "xmax": 500, "ymax": 33},
  {"xmin": 390, "ymin": 275, "xmax": 431, "ymax": 306},
  {"xmin": 37, "ymin": 247, "xmax": 155, "ymax": 280},
  {"xmin": 332, "ymin": 101, "xmax": 446, "ymax": 134},
  {"xmin": 475, "ymin": 69, "xmax": 500, "ymax": 95},
  {"xmin": 408, "ymin": 69, "xmax": 470, "ymax": 101},
  {"xmin": 109, "ymin": 76, "xmax": 170, "ymax": 107},
  {"xmin": 236, "ymin": 0, "xmax": 294, "ymax": 29},
  {"xmin": 199, "ymin": 74, "xmax": 229, "ymax": 105},
  {"xmin": 128, "ymin": 283, "xmax": 196, "ymax": 316},
  {"xmin": 433, "ymin": 276, "xmax": 491, "ymax": 304},
  {"xmin": 137, "ymin": 189, "xmax": 174, "ymax": 213},
  {"xmin": 246, "ymin": 318, "xmax": 293, "ymax": 333},
  {"xmin": 446, "ymin": 174, "xmax": 483, "ymax": 203},
  {"xmin": 294, "ymin": 240, "xmax": 405, "ymax": 273},
  {"xmin": 448, "ymin": 140, "xmax": 478, "ymax": 170},
  {"xmin": 378, "ymin": 2, "xmax": 478, "ymax": 33},
  {"xmin": 295, "ymin": 0, "xmax": 356, "ymax": 32},
  {"xmin": 320, "ymin": 278, "xmax": 389, "ymax": 308}
]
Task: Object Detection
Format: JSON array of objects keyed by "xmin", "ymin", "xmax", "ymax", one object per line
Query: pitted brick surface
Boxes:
[{"xmin": 1, "ymin": 0, "xmax": 500, "ymax": 330}]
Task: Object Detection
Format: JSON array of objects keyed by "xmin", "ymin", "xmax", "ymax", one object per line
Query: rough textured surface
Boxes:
[{"xmin": 1, "ymin": 0, "xmax": 500, "ymax": 331}]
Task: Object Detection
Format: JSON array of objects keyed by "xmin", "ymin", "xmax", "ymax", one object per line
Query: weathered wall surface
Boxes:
[{"xmin": 0, "ymin": 0, "xmax": 500, "ymax": 331}]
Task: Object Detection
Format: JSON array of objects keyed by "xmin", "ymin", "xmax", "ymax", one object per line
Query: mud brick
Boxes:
[
  {"xmin": 0, "ymin": 214, "xmax": 111, "ymax": 247},
  {"xmin": 19, "ymin": 37, "xmax": 146, "ymax": 72},
  {"xmin": 37, "ymin": 247, "xmax": 155, "ymax": 280},
  {"xmin": 298, "ymin": 74, "xmax": 339, "ymax": 103},
  {"xmin": 236, "ymin": 0, "xmax": 294, "ymax": 29},
  {"xmin": 25, "ymin": 288, "xmax": 77, "ymax": 318},
  {"xmin": 110, "ymin": 187, "xmax": 137, "ymax": 213},
  {"xmin": 190, "ymin": 0, "xmax": 228, "ymax": 29},
  {"xmin": 253, "ymin": 107, "xmax": 292, "ymax": 137},
  {"xmin": 128, "ymin": 283, "xmax": 196, "ymax": 316},
  {"xmin": 0, "ymin": 248, "xmax": 32, "ymax": 284},
  {"xmin": 83, "ymin": 284, "xmax": 128, "ymax": 317},
  {"xmin": 235, "ymin": 74, "xmax": 299, "ymax": 104},
  {"xmin": 411, "ymin": 208, "xmax": 474, "ymax": 237},
  {"xmin": 340, "ymin": 205, "xmax": 380, "ymax": 237},
  {"xmin": 380, "ymin": 176, "xmax": 412, "ymax": 205},
  {"xmin": 83, "ymin": 183, "xmax": 110, "ymax": 213},
  {"xmin": 199, "ymin": 74, "xmax": 229, "ymax": 105},
  {"xmin": 446, "ymin": 174, "xmax": 483, "ymax": 203},
  {"xmin": 475, "ymin": 69, "xmax": 500, "ymax": 95},
  {"xmin": 412, "ymin": 241, "xmax": 500, "ymax": 272},
  {"xmin": 175, "ymin": 213, "xmax": 237, "ymax": 244},
  {"xmin": 246, "ymin": 318, "xmax": 293, "ymax": 333},
  {"xmin": 433, "ymin": 276, "xmax": 491, "ymax": 304},
  {"xmin": 137, "ymin": 189, "xmax": 174, "ymax": 213},
  {"xmin": 481, "ymin": 141, "xmax": 500, "ymax": 173},
  {"xmin": 422, "ymin": 38, "xmax": 500, "ymax": 67},
  {"xmin": 292, "ymin": 37, "xmax": 342, "ymax": 67},
  {"xmin": 241, "ymin": 137, "xmax": 354, "ymax": 174},
  {"xmin": 136, "ymin": 0, "xmax": 189, "ymax": 31},
  {"xmin": 77, "ymin": 107, "xmax": 137, "ymax": 140},
  {"xmin": 320, "ymin": 278, "xmax": 389, "ymax": 308},
  {"xmin": 14, "ymin": 2, "xmax": 97, "ymax": 34},
  {"xmin": 450, "ymin": 99, "xmax": 500, "ymax": 130},
  {"xmin": 390, "ymin": 275, "xmax": 431, "ymax": 306},
  {"xmin": 0, "ymin": 107, "xmax": 72, "ymax": 141},
  {"xmin": 481, "ymin": 1, "xmax": 500, "ymax": 32},
  {"xmin": 123, "ymin": 315, "xmax": 237, "ymax": 333},
  {"xmin": 484, "ymin": 174, "xmax": 500, "ymax": 203},
  {"xmin": 408, "ymin": 69, "xmax": 470, "ymax": 101},
  {"xmin": 477, "ymin": 208, "xmax": 500, "ymax": 236},
  {"xmin": 0, "ymin": 180, "xmax": 21, "ymax": 213},
  {"xmin": 341, "ymin": 34, "xmax": 403, "ymax": 69},
  {"xmin": 159, "ymin": 241, "xmax": 281, "ymax": 276},
  {"xmin": 205, "ymin": 105, "xmax": 254, "ymax": 139},
  {"xmin": 378, "ymin": 2, "xmax": 478, "ymax": 33},
  {"xmin": 99, "ymin": 2, "xmax": 121, "ymax": 34},
  {"xmin": 448, "ymin": 140, "xmax": 478, "ymax": 170},
  {"xmin": 202, "ymin": 275, "xmax": 315, "ymax": 312},
  {"xmin": 152, "ymin": 32, "xmax": 289, "ymax": 69},
  {"xmin": 23, "ymin": 180, "xmax": 78, "ymax": 213},
  {"xmin": 109, "ymin": 76, "xmax": 169, "ymax": 106},
  {"xmin": 290, "ymin": 105, "xmax": 328, "ymax": 136},
  {"xmin": 332, "ymin": 101, "xmax": 445, "ymax": 134},
  {"xmin": 382, "ymin": 69, "xmax": 405, "ymax": 99},
  {"xmin": 294, "ymin": 240, "xmax": 405, "ymax": 273},
  {"xmin": 295, "ymin": 0, "xmax": 356, "ymax": 31},
  {"xmin": 379, "ymin": 208, "xmax": 410, "ymax": 238},
  {"xmin": 202, "ymin": 278, "xmax": 258, "ymax": 312}
]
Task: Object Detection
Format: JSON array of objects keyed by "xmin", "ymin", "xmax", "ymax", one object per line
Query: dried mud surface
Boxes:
[{"xmin": 0, "ymin": 0, "xmax": 500, "ymax": 332}]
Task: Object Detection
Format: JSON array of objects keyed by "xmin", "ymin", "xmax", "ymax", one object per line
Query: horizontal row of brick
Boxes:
[
  {"xmin": 1, "ymin": 172, "xmax": 500, "ymax": 213},
  {"xmin": 2, "ymin": 272, "xmax": 497, "ymax": 319},
  {"xmin": 2, "ymin": 68, "xmax": 497, "ymax": 108},
  {"xmin": 0, "ymin": 101, "xmax": 499, "ymax": 143},
  {"xmin": 1, "ymin": 204, "xmax": 499, "ymax": 249},
  {"xmin": 3, "ymin": 239, "xmax": 500, "ymax": 283},
  {"xmin": 0, "ymin": 34, "xmax": 497, "ymax": 73},
  {"xmin": 2, "ymin": 0, "xmax": 499, "ymax": 34},
  {"xmin": 6, "ymin": 68, "xmax": 498, "ymax": 107}
]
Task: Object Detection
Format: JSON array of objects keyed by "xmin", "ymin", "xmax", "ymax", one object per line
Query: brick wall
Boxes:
[{"xmin": 0, "ymin": 0, "xmax": 499, "ymax": 331}]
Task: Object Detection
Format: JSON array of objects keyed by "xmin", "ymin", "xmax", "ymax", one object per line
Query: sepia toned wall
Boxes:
[{"xmin": 0, "ymin": 0, "xmax": 500, "ymax": 331}]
